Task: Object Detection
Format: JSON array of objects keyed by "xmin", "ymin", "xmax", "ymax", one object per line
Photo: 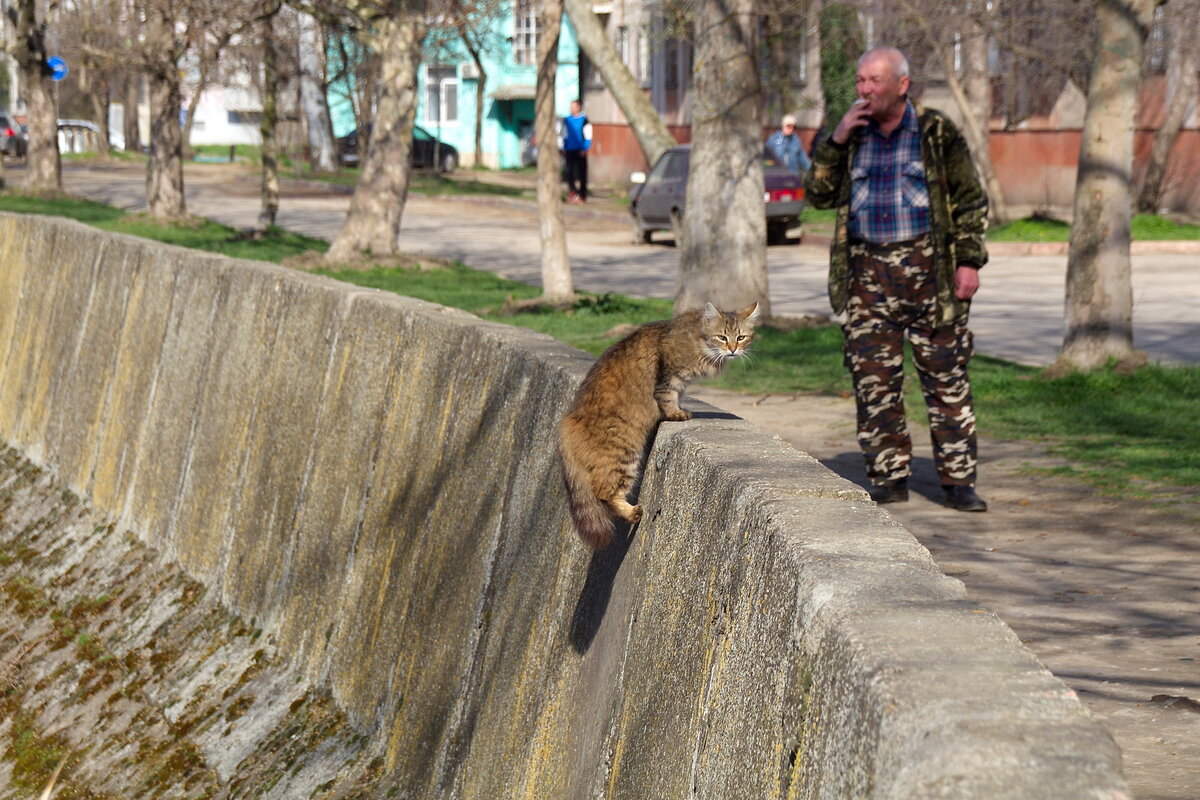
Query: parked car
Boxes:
[
  {"xmin": 628, "ymin": 145, "xmax": 806, "ymax": 245},
  {"xmin": 337, "ymin": 124, "xmax": 459, "ymax": 172},
  {"xmin": 0, "ymin": 111, "xmax": 26, "ymax": 158},
  {"xmin": 57, "ymin": 119, "xmax": 126, "ymax": 153}
]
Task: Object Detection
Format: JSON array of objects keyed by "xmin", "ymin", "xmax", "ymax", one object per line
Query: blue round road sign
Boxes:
[{"xmin": 47, "ymin": 56, "xmax": 68, "ymax": 82}]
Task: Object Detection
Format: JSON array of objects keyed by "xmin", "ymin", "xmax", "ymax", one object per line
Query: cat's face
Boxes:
[{"xmin": 702, "ymin": 302, "xmax": 761, "ymax": 360}]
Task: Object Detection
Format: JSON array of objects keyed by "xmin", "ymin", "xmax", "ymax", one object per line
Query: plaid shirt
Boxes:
[{"xmin": 848, "ymin": 101, "xmax": 931, "ymax": 244}]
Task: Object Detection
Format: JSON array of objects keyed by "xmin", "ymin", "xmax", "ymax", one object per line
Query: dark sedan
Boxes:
[
  {"xmin": 629, "ymin": 145, "xmax": 805, "ymax": 245},
  {"xmin": 337, "ymin": 124, "xmax": 458, "ymax": 172}
]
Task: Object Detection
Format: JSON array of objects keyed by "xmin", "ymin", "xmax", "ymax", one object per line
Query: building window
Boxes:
[
  {"xmin": 637, "ymin": 25, "xmax": 651, "ymax": 85},
  {"xmin": 513, "ymin": 0, "xmax": 539, "ymax": 66},
  {"xmin": 426, "ymin": 66, "xmax": 458, "ymax": 125}
]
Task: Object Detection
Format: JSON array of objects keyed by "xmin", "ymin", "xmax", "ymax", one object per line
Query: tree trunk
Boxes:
[
  {"xmin": 1135, "ymin": 0, "xmax": 1198, "ymax": 214},
  {"xmin": 256, "ymin": 16, "xmax": 280, "ymax": 234},
  {"xmin": 124, "ymin": 73, "xmax": 142, "ymax": 152},
  {"xmin": 536, "ymin": 0, "xmax": 572, "ymax": 302},
  {"xmin": 297, "ymin": 9, "xmax": 337, "ymax": 172},
  {"xmin": 800, "ymin": 0, "xmax": 824, "ymax": 124},
  {"xmin": 903, "ymin": 0, "xmax": 1009, "ymax": 223},
  {"xmin": 13, "ymin": 0, "xmax": 60, "ymax": 192},
  {"xmin": 563, "ymin": 0, "xmax": 676, "ymax": 167},
  {"xmin": 675, "ymin": 0, "xmax": 768, "ymax": 316},
  {"xmin": 1060, "ymin": 0, "xmax": 1160, "ymax": 370},
  {"xmin": 146, "ymin": 64, "xmax": 187, "ymax": 219},
  {"xmin": 91, "ymin": 81, "xmax": 112, "ymax": 157},
  {"xmin": 325, "ymin": 8, "xmax": 427, "ymax": 262},
  {"xmin": 181, "ymin": 59, "xmax": 210, "ymax": 162}
]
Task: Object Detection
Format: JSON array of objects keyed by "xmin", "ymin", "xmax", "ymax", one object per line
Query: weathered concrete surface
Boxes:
[{"xmin": 0, "ymin": 213, "xmax": 1128, "ymax": 797}]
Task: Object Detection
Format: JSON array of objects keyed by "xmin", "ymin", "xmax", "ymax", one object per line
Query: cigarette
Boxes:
[{"xmin": 853, "ymin": 99, "xmax": 868, "ymax": 106}]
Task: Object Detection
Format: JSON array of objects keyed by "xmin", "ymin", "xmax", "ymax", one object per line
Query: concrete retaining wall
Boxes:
[{"xmin": 0, "ymin": 213, "xmax": 1127, "ymax": 797}]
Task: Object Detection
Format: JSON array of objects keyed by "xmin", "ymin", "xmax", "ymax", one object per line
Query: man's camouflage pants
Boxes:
[{"xmin": 842, "ymin": 235, "xmax": 977, "ymax": 487}]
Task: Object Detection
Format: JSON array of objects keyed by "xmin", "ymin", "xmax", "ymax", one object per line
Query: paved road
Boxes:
[{"xmin": 57, "ymin": 162, "xmax": 1198, "ymax": 367}]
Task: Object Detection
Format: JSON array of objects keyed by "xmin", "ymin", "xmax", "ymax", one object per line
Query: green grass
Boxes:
[
  {"xmin": 990, "ymin": 213, "xmax": 1200, "ymax": 242},
  {"xmin": 1, "ymin": 190, "xmax": 1195, "ymax": 500},
  {"xmin": 0, "ymin": 192, "xmax": 328, "ymax": 263},
  {"xmin": 326, "ymin": 263, "xmax": 1198, "ymax": 497}
]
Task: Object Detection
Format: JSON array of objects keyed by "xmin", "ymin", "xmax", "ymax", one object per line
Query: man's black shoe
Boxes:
[
  {"xmin": 869, "ymin": 479, "xmax": 909, "ymax": 504},
  {"xmin": 943, "ymin": 485, "xmax": 988, "ymax": 512}
]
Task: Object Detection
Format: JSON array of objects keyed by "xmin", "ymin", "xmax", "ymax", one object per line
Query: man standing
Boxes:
[
  {"xmin": 766, "ymin": 113, "xmax": 812, "ymax": 175},
  {"xmin": 804, "ymin": 46, "xmax": 990, "ymax": 512},
  {"xmin": 560, "ymin": 99, "xmax": 592, "ymax": 203}
]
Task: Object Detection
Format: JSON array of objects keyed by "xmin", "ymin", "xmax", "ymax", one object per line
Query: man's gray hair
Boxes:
[{"xmin": 859, "ymin": 47, "xmax": 909, "ymax": 80}]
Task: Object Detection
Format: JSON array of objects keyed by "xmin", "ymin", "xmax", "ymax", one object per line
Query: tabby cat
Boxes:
[{"xmin": 559, "ymin": 302, "xmax": 760, "ymax": 550}]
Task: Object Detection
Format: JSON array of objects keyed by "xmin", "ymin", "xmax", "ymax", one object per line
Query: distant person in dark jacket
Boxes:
[
  {"xmin": 766, "ymin": 114, "xmax": 812, "ymax": 176},
  {"xmin": 559, "ymin": 100, "xmax": 593, "ymax": 203}
]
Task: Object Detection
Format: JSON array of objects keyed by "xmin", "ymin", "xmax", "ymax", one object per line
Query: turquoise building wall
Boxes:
[{"xmin": 328, "ymin": 11, "xmax": 582, "ymax": 169}]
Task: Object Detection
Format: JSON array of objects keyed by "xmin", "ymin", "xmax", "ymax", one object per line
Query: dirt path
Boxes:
[{"xmin": 690, "ymin": 387, "xmax": 1199, "ymax": 800}]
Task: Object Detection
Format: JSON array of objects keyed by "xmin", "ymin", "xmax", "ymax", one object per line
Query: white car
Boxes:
[{"xmin": 57, "ymin": 119, "xmax": 125, "ymax": 153}]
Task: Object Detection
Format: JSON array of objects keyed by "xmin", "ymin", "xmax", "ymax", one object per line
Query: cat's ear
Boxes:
[
  {"xmin": 703, "ymin": 302, "xmax": 720, "ymax": 320},
  {"xmin": 738, "ymin": 302, "xmax": 761, "ymax": 324}
]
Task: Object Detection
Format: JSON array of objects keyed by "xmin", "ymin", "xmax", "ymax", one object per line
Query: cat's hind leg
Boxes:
[{"xmin": 598, "ymin": 459, "xmax": 644, "ymax": 525}]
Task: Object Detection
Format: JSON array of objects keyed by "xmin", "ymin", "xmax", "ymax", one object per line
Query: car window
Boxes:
[
  {"xmin": 650, "ymin": 152, "xmax": 687, "ymax": 183},
  {"xmin": 663, "ymin": 153, "xmax": 688, "ymax": 180},
  {"xmin": 413, "ymin": 126, "xmax": 433, "ymax": 142},
  {"xmin": 647, "ymin": 153, "xmax": 674, "ymax": 183}
]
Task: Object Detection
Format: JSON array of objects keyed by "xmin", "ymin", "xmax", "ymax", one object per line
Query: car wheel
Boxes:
[
  {"xmin": 440, "ymin": 151, "xmax": 457, "ymax": 173},
  {"xmin": 670, "ymin": 209, "xmax": 685, "ymax": 247}
]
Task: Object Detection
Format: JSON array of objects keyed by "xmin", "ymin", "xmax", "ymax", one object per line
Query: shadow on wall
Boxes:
[{"xmin": 569, "ymin": 524, "xmax": 636, "ymax": 654}]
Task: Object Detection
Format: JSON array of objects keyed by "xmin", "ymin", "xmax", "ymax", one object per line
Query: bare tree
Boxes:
[
  {"xmin": 1060, "ymin": 0, "xmax": 1164, "ymax": 371},
  {"xmin": 325, "ymin": 0, "xmax": 429, "ymax": 262},
  {"xmin": 142, "ymin": 0, "xmax": 190, "ymax": 218},
  {"xmin": 10, "ymin": 0, "xmax": 61, "ymax": 192},
  {"xmin": 446, "ymin": 0, "xmax": 504, "ymax": 168},
  {"xmin": 893, "ymin": 0, "xmax": 1010, "ymax": 222},
  {"xmin": 1135, "ymin": 0, "xmax": 1199, "ymax": 213},
  {"xmin": 563, "ymin": 0, "xmax": 675, "ymax": 167},
  {"xmin": 535, "ymin": 0, "xmax": 571, "ymax": 302},
  {"xmin": 675, "ymin": 0, "xmax": 768, "ymax": 316},
  {"xmin": 122, "ymin": 72, "xmax": 142, "ymax": 152},
  {"xmin": 256, "ymin": 10, "xmax": 282, "ymax": 233},
  {"xmin": 296, "ymin": 8, "xmax": 338, "ymax": 171}
]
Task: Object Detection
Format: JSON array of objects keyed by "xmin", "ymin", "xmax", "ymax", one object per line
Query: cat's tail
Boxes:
[{"xmin": 559, "ymin": 434, "xmax": 615, "ymax": 551}]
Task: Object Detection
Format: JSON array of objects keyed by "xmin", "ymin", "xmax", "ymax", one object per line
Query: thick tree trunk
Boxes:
[
  {"xmin": 14, "ymin": 0, "xmax": 60, "ymax": 192},
  {"xmin": 256, "ymin": 16, "xmax": 280, "ymax": 234},
  {"xmin": 124, "ymin": 74, "xmax": 142, "ymax": 153},
  {"xmin": 297, "ymin": 9, "xmax": 337, "ymax": 172},
  {"xmin": 1060, "ymin": 0, "xmax": 1160, "ymax": 370},
  {"xmin": 563, "ymin": 0, "xmax": 676, "ymax": 167},
  {"xmin": 536, "ymin": 0, "xmax": 572, "ymax": 302},
  {"xmin": 1135, "ymin": 0, "xmax": 1198, "ymax": 214},
  {"xmin": 675, "ymin": 0, "xmax": 768, "ymax": 316},
  {"xmin": 326, "ymin": 9, "xmax": 427, "ymax": 262},
  {"xmin": 146, "ymin": 66, "xmax": 187, "ymax": 219}
]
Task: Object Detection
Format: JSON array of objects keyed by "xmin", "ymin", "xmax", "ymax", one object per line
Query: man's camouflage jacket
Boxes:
[{"xmin": 804, "ymin": 104, "xmax": 989, "ymax": 326}]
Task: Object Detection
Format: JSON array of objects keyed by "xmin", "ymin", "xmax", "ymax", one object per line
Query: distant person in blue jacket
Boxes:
[
  {"xmin": 766, "ymin": 114, "xmax": 811, "ymax": 176},
  {"xmin": 559, "ymin": 100, "xmax": 593, "ymax": 203}
]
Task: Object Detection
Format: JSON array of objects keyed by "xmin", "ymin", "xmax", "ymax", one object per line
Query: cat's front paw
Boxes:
[
  {"xmin": 627, "ymin": 505, "xmax": 644, "ymax": 524},
  {"xmin": 663, "ymin": 409, "xmax": 692, "ymax": 422}
]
